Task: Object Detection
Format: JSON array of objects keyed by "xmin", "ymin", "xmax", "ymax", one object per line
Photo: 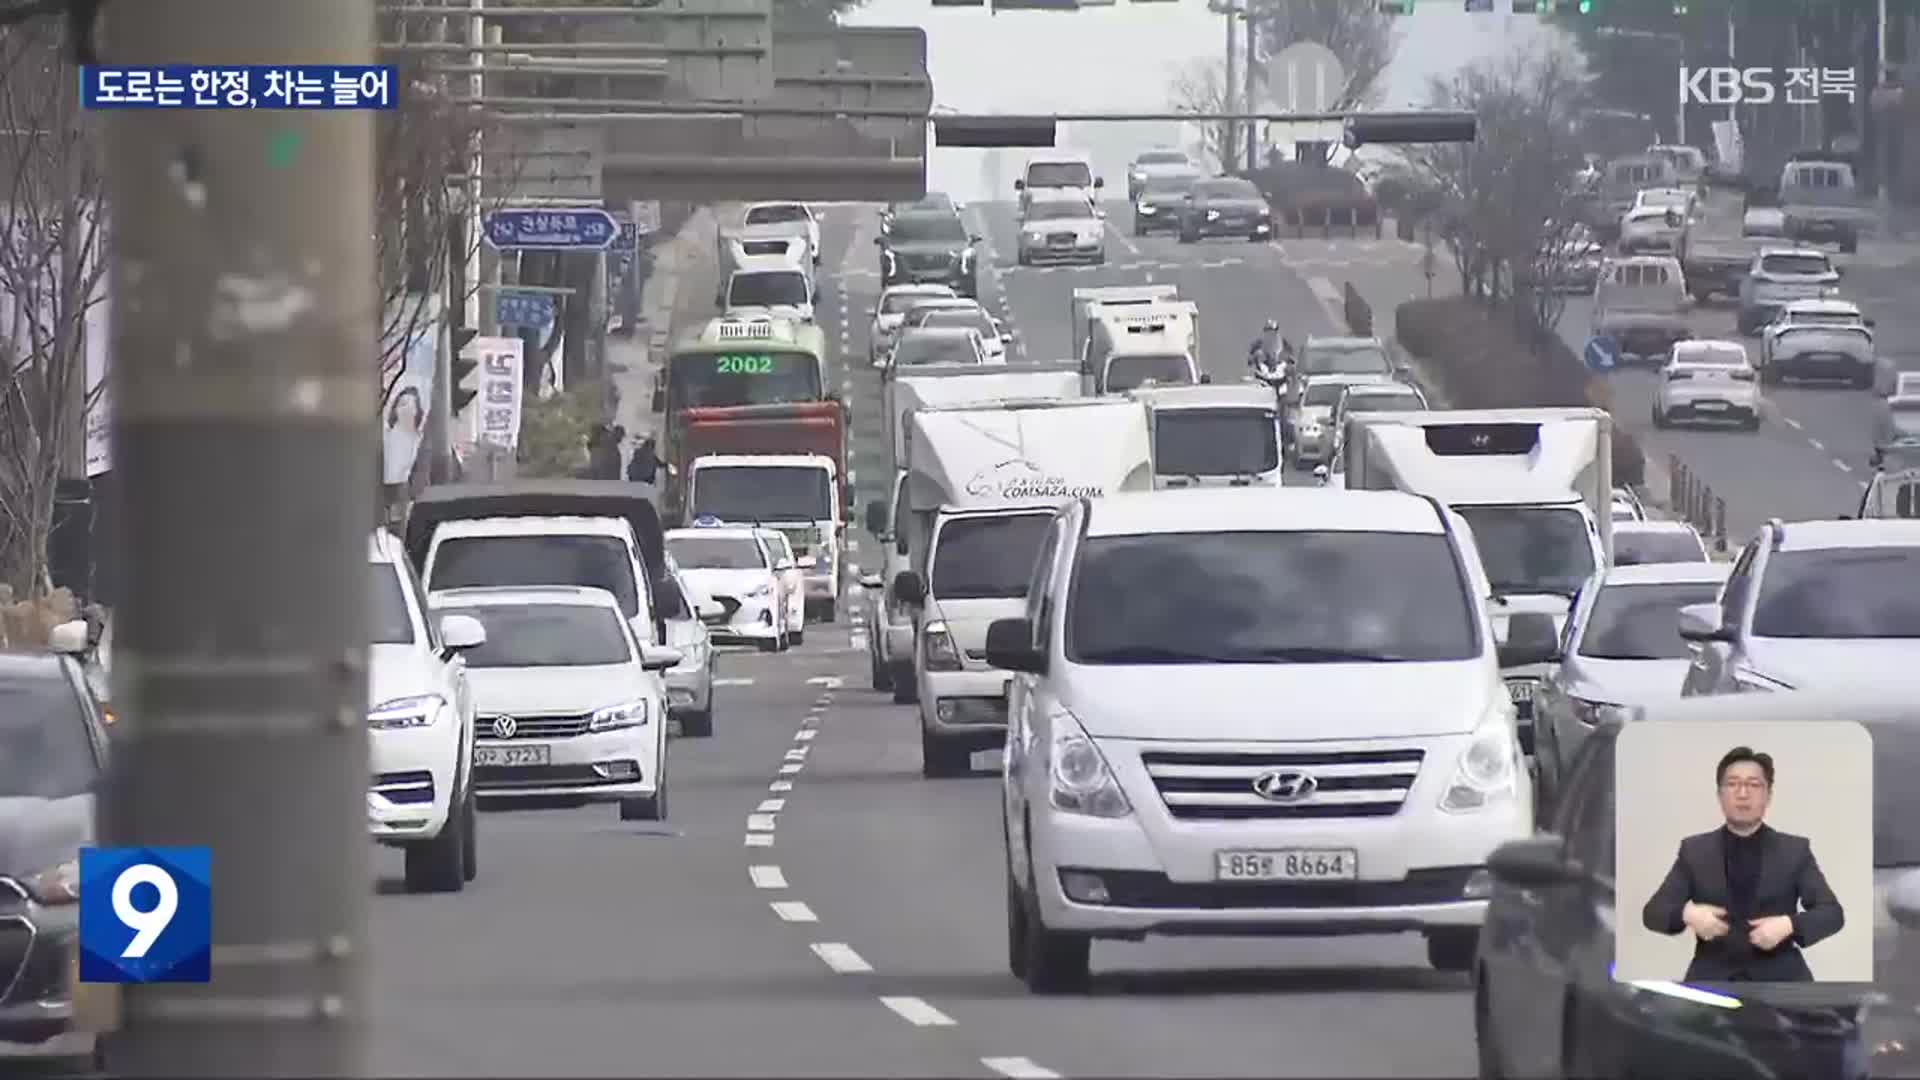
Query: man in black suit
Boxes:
[{"xmin": 1642, "ymin": 746, "xmax": 1845, "ymax": 982}]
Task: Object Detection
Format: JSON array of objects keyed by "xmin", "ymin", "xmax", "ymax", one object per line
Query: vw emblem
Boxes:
[
  {"xmin": 1470, "ymin": 432, "xmax": 1491, "ymax": 449},
  {"xmin": 1251, "ymin": 770, "xmax": 1316, "ymax": 802},
  {"xmin": 491, "ymin": 715, "xmax": 517, "ymax": 739}
]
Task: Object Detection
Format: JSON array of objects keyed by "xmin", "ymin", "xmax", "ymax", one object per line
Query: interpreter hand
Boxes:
[
  {"xmin": 1748, "ymin": 915, "xmax": 1795, "ymax": 951},
  {"xmin": 1682, "ymin": 901, "xmax": 1730, "ymax": 941}
]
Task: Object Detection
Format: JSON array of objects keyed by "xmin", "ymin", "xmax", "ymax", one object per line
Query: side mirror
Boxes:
[
  {"xmin": 638, "ymin": 642, "xmax": 684, "ymax": 672},
  {"xmin": 984, "ymin": 617, "xmax": 1047, "ymax": 675},
  {"xmin": 651, "ymin": 386, "xmax": 666, "ymax": 414},
  {"xmin": 437, "ymin": 614, "xmax": 488, "ymax": 655},
  {"xmin": 873, "ymin": 235, "xmax": 885, "ymax": 246},
  {"xmin": 1013, "ymin": 179, "xmax": 1025, "ymax": 191},
  {"xmin": 1676, "ymin": 602, "xmax": 1732, "ymax": 643},
  {"xmin": 1198, "ymin": 373, "xmax": 1213, "ymax": 384},
  {"xmin": 1497, "ymin": 612, "xmax": 1561, "ymax": 668},
  {"xmin": 1312, "ymin": 464, "xmax": 1330, "ymax": 483},
  {"xmin": 1889, "ymin": 869, "xmax": 1920, "ymax": 930},
  {"xmin": 1487, "ymin": 835, "xmax": 1590, "ymax": 889},
  {"xmin": 1865, "ymin": 317, "xmax": 1877, "ymax": 329},
  {"xmin": 1093, "ymin": 176, "xmax": 1105, "ymax": 188},
  {"xmin": 864, "ymin": 498, "xmax": 888, "ymax": 537},
  {"xmin": 48, "ymin": 619, "xmax": 89, "ymax": 655},
  {"xmin": 859, "ymin": 572, "xmax": 884, "ymax": 590},
  {"xmin": 695, "ymin": 599, "xmax": 724, "ymax": 622},
  {"xmin": 774, "ymin": 559, "xmax": 795, "ymax": 572},
  {"xmin": 969, "ymin": 234, "xmax": 983, "ymax": 244},
  {"xmin": 796, "ymin": 555, "xmax": 817, "ymax": 570},
  {"xmin": 893, "ymin": 569, "xmax": 926, "ymax": 607}
]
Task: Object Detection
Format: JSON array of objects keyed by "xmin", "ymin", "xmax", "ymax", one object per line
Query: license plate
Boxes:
[
  {"xmin": 1694, "ymin": 400, "xmax": 1729, "ymax": 410},
  {"xmin": 1215, "ymin": 849, "xmax": 1358, "ymax": 882},
  {"xmin": 474, "ymin": 743, "xmax": 550, "ymax": 767},
  {"xmin": 1507, "ymin": 680, "xmax": 1536, "ymax": 703}
]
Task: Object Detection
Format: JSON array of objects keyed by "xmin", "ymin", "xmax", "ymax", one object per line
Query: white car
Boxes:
[
  {"xmin": 430, "ymin": 585, "xmax": 680, "ymax": 821},
  {"xmin": 870, "ymin": 283, "xmax": 957, "ymax": 366},
  {"xmin": 1737, "ymin": 246, "xmax": 1842, "ymax": 334},
  {"xmin": 1016, "ymin": 195, "xmax": 1107, "ymax": 266},
  {"xmin": 991, "ymin": 487, "xmax": 1530, "ymax": 991},
  {"xmin": 1757, "ymin": 297, "xmax": 1877, "ymax": 387},
  {"xmin": 1611, "ymin": 519, "xmax": 1711, "ymax": 564},
  {"xmin": 724, "ymin": 264, "xmax": 816, "ymax": 324},
  {"xmin": 666, "ymin": 526, "xmax": 790, "ymax": 651},
  {"xmin": 661, "ymin": 553, "xmax": 722, "ymax": 738},
  {"xmin": 742, "ymin": 201, "xmax": 821, "ymax": 265},
  {"xmin": 1609, "ymin": 487, "xmax": 1647, "ymax": 523},
  {"xmin": 755, "ymin": 526, "xmax": 808, "ymax": 647},
  {"xmin": 1617, "ymin": 204, "xmax": 1685, "ymax": 255},
  {"xmin": 899, "ymin": 297, "xmax": 1010, "ymax": 364},
  {"xmin": 369, "ymin": 530, "xmax": 487, "ymax": 892},
  {"xmin": 1651, "ymin": 338, "xmax": 1761, "ymax": 430}
]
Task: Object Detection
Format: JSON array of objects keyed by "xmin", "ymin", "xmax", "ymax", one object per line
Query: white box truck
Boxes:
[
  {"xmin": 685, "ymin": 452, "xmax": 843, "ymax": 622},
  {"xmin": 1070, "ymin": 283, "xmax": 1179, "ymax": 367},
  {"xmin": 1129, "ymin": 383, "xmax": 1282, "ymax": 487},
  {"xmin": 1082, "ymin": 301, "xmax": 1202, "ymax": 395}
]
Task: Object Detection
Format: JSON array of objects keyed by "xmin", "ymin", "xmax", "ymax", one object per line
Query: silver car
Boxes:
[
  {"xmin": 661, "ymin": 554, "xmax": 719, "ymax": 737},
  {"xmin": 1611, "ymin": 519, "xmax": 1710, "ymax": 564},
  {"xmin": 1532, "ymin": 560, "xmax": 1729, "ymax": 808}
]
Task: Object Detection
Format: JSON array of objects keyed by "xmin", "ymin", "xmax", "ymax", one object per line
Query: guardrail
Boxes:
[{"xmin": 1667, "ymin": 454, "xmax": 1731, "ymax": 554}]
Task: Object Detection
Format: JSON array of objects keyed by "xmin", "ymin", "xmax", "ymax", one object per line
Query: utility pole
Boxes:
[
  {"xmin": 1242, "ymin": 6, "xmax": 1258, "ymax": 171},
  {"xmin": 1224, "ymin": 10, "xmax": 1238, "ymax": 172},
  {"xmin": 102, "ymin": 1, "xmax": 375, "ymax": 1075}
]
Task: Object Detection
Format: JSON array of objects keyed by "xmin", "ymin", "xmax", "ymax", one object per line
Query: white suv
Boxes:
[
  {"xmin": 369, "ymin": 530, "xmax": 488, "ymax": 893},
  {"xmin": 988, "ymin": 488, "xmax": 1534, "ymax": 991}
]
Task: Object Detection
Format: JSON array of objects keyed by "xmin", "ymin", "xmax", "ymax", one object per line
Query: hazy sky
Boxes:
[{"xmin": 842, "ymin": 0, "xmax": 1561, "ymax": 200}]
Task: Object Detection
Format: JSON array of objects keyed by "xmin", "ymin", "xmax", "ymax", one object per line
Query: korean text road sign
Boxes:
[{"xmin": 484, "ymin": 208, "xmax": 618, "ymax": 251}]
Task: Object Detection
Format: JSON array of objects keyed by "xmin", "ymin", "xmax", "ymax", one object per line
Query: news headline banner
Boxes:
[{"xmin": 81, "ymin": 66, "xmax": 397, "ymax": 110}]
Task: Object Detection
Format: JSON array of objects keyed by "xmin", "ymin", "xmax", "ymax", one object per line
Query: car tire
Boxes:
[
  {"xmin": 1852, "ymin": 368, "xmax": 1876, "ymax": 390},
  {"xmin": 679, "ymin": 708, "xmax": 713, "ymax": 738},
  {"xmin": 757, "ymin": 638, "xmax": 779, "ymax": 653},
  {"xmin": 620, "ymin": 784, "xmax": 666, "ymax": 821},
  {"xmin": 790, "ymin": 627, "xmax": 805, "ymax": 646},
  {"xmin": 1761, "ymin": 364, "xmax": 1782, "ymax": 386},
  {"xmin": 921, "ymin": 729, "xmax": 970, "ymax": 778},
  {"xmin": 869, "ymin": 636, "xmax": 891, "ymax": 690},
  {"xmin": 1741, "ymin": 412, "xmax": 1762, "ymax": 431},
  {"xmin": 1426, "ymin": 929, "xmax": 1478, "ymax": 972},
  {"xmin": 1840, "ymin": 235, "xmax": 1858, "ymax": 254},
  {"xmin": 1010, "ymin": 840, "xmax": 1092, "ymax": 993},
  {"xmin": 403, "ymin": 782, "xmax": 467, "ymax": 894},
  {"xmin": 890, "ymin": 661, "xmax": 918, "ymax": 704},
  {"xmin": 459, "ymin": 783, "xmax": 477, "ymax": 883},
  {"xmin": 1177, "ymin": 229, "xmax": 1196, "ymax": 244}
]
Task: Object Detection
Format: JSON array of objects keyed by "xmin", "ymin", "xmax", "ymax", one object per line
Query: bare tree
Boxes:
[
  {"xmin": 1167, "ymin": 57, "xmax": 1232, "ymax": 171},
  {"xmin": 1406, "ymin": 40, "xmax": 1591, "ymax": 336},
  {"xmin": 0, "ymin": 20, "xmax": 106, "ymax": 599},
  {"xmin": 1248, "ymin": 0, "xmax": 1398, "ymax": 109}
]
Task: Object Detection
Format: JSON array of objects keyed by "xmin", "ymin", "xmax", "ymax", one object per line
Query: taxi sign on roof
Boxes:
[{"xmin": 692, "ymin": 514, "xmax": 725, "ymax": 527}]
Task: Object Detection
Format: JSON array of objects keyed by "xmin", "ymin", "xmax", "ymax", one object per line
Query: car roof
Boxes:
[
  {"xmin": 666, "ymin": 526, "xmax": 763, "ymax": 542},
  {"xmin": 429, "ymin": 585, "xmax": 622, "ymax": 608},
  {"xmin": 1758, "ymin": 245, "xmax": 1833, "ymax": 259},
  {"xmin": 0, "ymin": 652, "xmax": 70, "ymax": 680},
  {"xmin": 1613, "ymin": 519, "xmax": 1705, "ymax": 538},
  {"xmin": 1670, "ymin": 340, "xmax": 1748, "ymax": 362},
  {"xmin": 1084, "ymin": 488, "xmax": 1444, "ymax": 538},
  {"xmin": 1782, "ymin": 298, "xmax": 1860, "ymax": 314},
  {"xmin": 898, "ymin": 325, "xmax": 980, "ymax": 341},
  {"xmin": 1600, "ymin": 559, "xmax": 1729, "ymax": 587},
  {"xmin": 1775, "ymin": 518, "xmax": 1920, "ymax": 551}
]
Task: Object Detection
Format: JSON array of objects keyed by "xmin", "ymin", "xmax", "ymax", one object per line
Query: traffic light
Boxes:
[
  {"xmin": 1378, "ymin": 0, "xmax": 1415, "ymax": 13},
  {"xmin": 450, "ymin": 328, "xmax": 480, "ymax": 415},
  {"xmin": 935, "ymin": 115, "xmax": 1057, "ymax": 148},
  {"xmin": 1342, "ymin": 111, "xmax": 1478, "ymax": 148}
]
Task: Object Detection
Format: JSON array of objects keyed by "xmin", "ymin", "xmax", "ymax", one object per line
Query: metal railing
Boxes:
[{"xmin": 1668, "ymin": 453, "xmax": 1730, "ymax": 554}]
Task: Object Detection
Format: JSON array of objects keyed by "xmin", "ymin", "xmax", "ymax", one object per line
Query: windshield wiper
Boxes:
[
  {"xmin": 1490, "ymin": 582, "xmax": 1578, "ymax": 598},
  {"xmin": 1583, "ymin": 652, "xmax": 1671, "ymax": 661},
  {"xmin": 1248, "ymin": 646, "xmax": 1419, "ymax": 663},
  {"xmin": 1077, "ymin": 646, "xmax": 1249, "ymax": 664}
]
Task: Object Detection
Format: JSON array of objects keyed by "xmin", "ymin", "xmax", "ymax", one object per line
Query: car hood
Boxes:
[
  {"xmin": 1744, "ymin": 637, "xmax": 1920, "ymax": 690},
  {"xmin": 467, "ymin": 663, "xmax": 648, "ymax": 716},
  {"xmin": 0, "ymin": 793, "xmax": 92, "ymax": 879},
  {"xmin": 369, "ymin": 642, "xmax": 443, "ymax": 710},
  {"xmin": 1563, "ymin": 657, "xmax": 1691, "ymax": 706},
  {"xmin": 1063, "ymin": 661, "xmax": 1499, "ymax": 741},
  {"xmin": 1023, "ymin": 217, "xmax": 1101, "ymax": 232}
]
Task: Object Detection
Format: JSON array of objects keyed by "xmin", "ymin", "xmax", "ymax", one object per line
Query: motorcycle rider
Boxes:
[{"xmin": 1248, "ymin": 320, "xmax": 1287, "ymax": 383}]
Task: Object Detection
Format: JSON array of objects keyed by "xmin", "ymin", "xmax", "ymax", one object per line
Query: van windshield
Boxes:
[
  {"xmin": 1453, "ymin": 505, "xmax": 1597, "ymax": 597},
  {"xmin": 692, "ymin": 465, "xmax": 832, "ymax": 523},
  {"xmin": 929, "ymin": 511, "xmax": 1055, "ymax": 600},
  {"xmin": 1027, "ymin": 162, "xmax": 1091, "ymax": 188},
  {"xmin": 1154, "ymin": 410, "xmax": 1278, "ymax": 476},
  {"xmin": 1760, "ymin": 253, "xmax": 1833, "ymax": 276},
  {"xmin": 1105, "ymin": 354, "xmax": 1193, "ymax": 392},
  {"xmin": 429, "ymin": 535, "xmax": 640, "ymax": 618},
  {"xmin": 728, "ymin": 271, "xmax": 809, "ymax": 308}
]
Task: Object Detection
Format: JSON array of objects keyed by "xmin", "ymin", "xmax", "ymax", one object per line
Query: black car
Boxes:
[
  {"xmin": 1132, "ymin": 174, "xmax": 1196, "ymax": 236},
  {"xmin": 877, "ymin": 209, "xmax": 979, "ymax": 297},
  {"xmin": 0, "ymin": 647, "xmax": 113, "ymax": 1067},
  {"xmin": 1176, "ymin": 176, "xmax": 1274, "ymax": 244},
  {"xmin": 1475, "ymin": 692, "xmax": 1920, "ymax": 1080}
]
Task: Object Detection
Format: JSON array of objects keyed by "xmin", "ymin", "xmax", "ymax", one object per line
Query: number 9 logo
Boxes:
[{"xmin": 112, "ymin": 862, "xmax": 180, "ymax": 959}]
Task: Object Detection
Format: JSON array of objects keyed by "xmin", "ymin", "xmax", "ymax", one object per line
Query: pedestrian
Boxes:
[
  {"xmin": 584, "ymin": 424, "xmax": 622, "ymax": 480},
  {"xmin": 627, "ymin": 434, "xmax": 661, "ymax": 485}
]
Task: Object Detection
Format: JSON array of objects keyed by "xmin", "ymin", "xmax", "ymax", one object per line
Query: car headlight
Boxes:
[
  {"xmin": 1439, "ymin": 705, "xmax": 1522, "ymax": 814},
  {"xmin": 369, "ymin": 693, "xmax": 445, "ymax": 730},
  {"xmin": 745, "ymin": 582, "xmax": 772, "ymax": 598},
  {"xmin": 590, "ymin": 699, "xmax": 649, "ymax": 731},
  {"xmin": 922, "ymin": 620, "xmax": 962, "ymax": 672},
  {"xmin": 1026, "ymin": 230, "xmax": 1044, "ymax": 242},
  {"xmin": 1205, "ymin": 209, "xmax": 1220, "ymax": 221},
  {"xmin": 1138, "ymin": 203, "xmax": 1157, "ymax": 214},
  {"xmin": 1569, "ymin": 697, "xmax": 1631, "ymax": 727},
  {"xmin": 1046, "ymin": 710, "xmax": 1131, "ymax": 819},
  {"xmin": 23, "ymin": 859, "xmax": 78, "ymax": 905}
]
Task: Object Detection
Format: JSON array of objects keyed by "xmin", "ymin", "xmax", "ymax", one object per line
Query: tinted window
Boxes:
[
  {"xmin": 1141, "ymin": 176, "xmax": 1194, "ymax": 196},
  {"xmin": 893, "ymin": 333, "xmax": 980, "ymax": 367},
  {"xmin": 659, "ymin": 575, "xmax": 692, "ymax": 620},
  {"xmin": 1303, "ymin": 381, "xmax": 1350, "ymax": 407},
  {"xmin": 1138, "ymin": 151, "xmax": 1188, "ymax": 165},
  {"xmin": 930, "ymin": 512, "xmax": 1056, "ymax": 600},
  {"xmin": 692, "ymin": 466, "xmax": 832, "ymax": 522},
  {"xmin": 1892, "ymin": 408, "xmax": 1920, "ymax": 437},
  {"xmin": 668, "ymin": 349, "xmax": 822, "ymax": 407},
  {"xmin": 745, "ymin": 204, "xmax": 808, "ymax": 224},
  {"xmin": 0, "ymin": 673, "xmax": 97, "ymax": 799},
  {"xmin": 728, "ymin": 271, "xmax": 809, "ymax": 308},
  {"xmin": 1784, "ymin": 312, "xmax": 1865, "ymax": 328},
  {"xmin": 1301, "ymin": 345, "xmax": 1391, "ymax": 377},
  {"xmin": 1343, "ymin": 390, "xmax": 1424, "ymax": 415},
  {"xmin": 667, "ymin": 535, "xmax": 766, "ymax": 570},
  {"xmin": 882, "ymin": 290, "xmax": 948, "ymax": 314},
  {"xmin": 1612, "ymin": 528, "xmax": 1708, "ymax": 565},
  {"xmin": 1066, "ymin": 531, "xmax": 1479, "ymax": 664},
  {"xmin": 1760, "ymin": 253, "xmax": 1833, "ymax": 276},
  {"xmin": 1751, "ymin": 547, "xmax": 1920, "ymax": 638},
  {"xmin": 1455, "ymin": 505, "xmax": 1597, "ymax": 596},
  {"xmin": 1558, "ymin": 735, "xmax": 1617, "ymax": 874},
  {"xmin": 430, "ymin": 535, "xmax": 639, "ymax": 617},
  {"xmin": 1673, "ymin": 346, "xmax": 1746, "ymax": 367},
  {"xmin": 1197, "ymin": 179, "xmax": 1259, "ymax": 199},
  {"xmin": 1027, "ymin": 201, "xmax": 1092, "ymax": 221},
  {"xmin": 922, "ymin": 309, "xmax": 995, "ymax": 337},
  {"xmin": 1027, "ymin": 162, "xmax": 1091, "ymax": 188},
  {"xmin": 889, "ymin": 214, "xmax": 967, "ymax": 244},
  {"xmin": 370, "ymin": 563, "xmax": 416, "ymax": 644},
  {"xmin": 1154, "ymin": 410, "xmax": 1279, "ymax": 476},
  {"xmin": 1578, "ymin": 581, "xmax": 1725, "ymax": 659},
  {"xmin": 443, "ymin": 604, "xmax": 631, "ymax": 668},
  {"xmin": 1105, "ymin": 354, "xmax": 1193, "ymax": 391}
]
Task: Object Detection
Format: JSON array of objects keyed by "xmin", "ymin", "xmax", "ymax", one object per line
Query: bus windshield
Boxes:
[{"xmin": 669, "ymin": 349, "xmax": 823, "ymax": 408}]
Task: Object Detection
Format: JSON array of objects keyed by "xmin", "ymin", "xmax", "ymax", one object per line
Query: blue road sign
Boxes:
[
  {"xmin": 1584, "ymin": 335, "xmax": 1618, "ymax": 372},
  {"xmin": 484, "ymin": 208, "xmax": 618, "ymax": 251},
  {"xmin": 495, "ymin": 288, "xmax": 557, "ymax": 328}
]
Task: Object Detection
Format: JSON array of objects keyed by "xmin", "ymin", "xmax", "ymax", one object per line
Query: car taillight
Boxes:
[{"xmin": 1730, "ymin": 369, "xmax": 1755, "ymax": 381}]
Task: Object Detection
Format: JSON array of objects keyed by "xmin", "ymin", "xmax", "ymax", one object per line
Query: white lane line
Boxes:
[
  {"xmin": 770, "ymin": 900, "xmax": 818, "ymax": 922},
  {"xmin": 769, "ymin": 779, "xmax": 794, "ymax": 792},
  {"xmin": 714, "ymin": 677, "xmax": 756, "ymax": 687},
  {"xmin": 1809, "ymin": 437, "xmax": 1826, "ymax": 451},
  {"xmin": 784, "ymin": 747, "xmax": 810, "ymax": 761},
  {"xmin": 745, "ymin": 833, "xmax": 774, "ymax": 847},
  {"xmin": 807, "ymin": 675, "xmax": 845, "ymax": 687},
  {"xmin": 982, "ymin": 1057, "xmax": 1064, "ymax": 1080},
  {"xmin": 1785, "ymin": 416, "xmax": 1803, "ymax": 430},
  {"xmin": 810, "ymin": 942, "xmax": 874, "ymax": 974},
  {"xmin": 757, "ymin": 798, "xmax": 787, "ymax": 812},
  {"xmin": 747, "ymin": 813, "xmax": 779, "ymax": 831},
  {"xmin": 879, "ymin": 995, "xmax": 956, "ymax": 1027},
  {"xmin": 795, "ymin": 728, "xmax": 818, "ymax": 741},
  {"xmin": 749, "ymin": 864, "xmax": 788, "ymax": 889},
  {"xmin": 1833, "ymin": 457, "xmax": 1852, "ymax": 472},
  {"xmin": 779, "ymin": 762, "xmax": 805, "ymax": 775}
]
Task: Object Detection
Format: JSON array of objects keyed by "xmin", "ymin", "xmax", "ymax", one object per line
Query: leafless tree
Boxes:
[
  {"xmin": 1248, "ymin": 0, "xmax": 1397, "ymax": 109},
  {"xmin": 1167, "ymin": 57, "xmax": 1232, "ymax": 171},
  {"xmin": 1405, "ymin": 40, "xmax": 1591, "ymax": 336},
  {"xmin": 0, "ymin": 21, "xmax": 106, "ymax": 599}
]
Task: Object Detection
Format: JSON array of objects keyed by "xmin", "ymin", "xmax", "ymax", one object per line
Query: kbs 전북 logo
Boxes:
[{"xmin": 77, "ymin": 847, "xmax": 212, "ymax": 984}]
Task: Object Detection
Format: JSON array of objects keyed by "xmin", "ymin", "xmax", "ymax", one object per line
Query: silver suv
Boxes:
[{"xmin": 1679, "ymin": 518, "xmax": 1920, "ymax": 694}]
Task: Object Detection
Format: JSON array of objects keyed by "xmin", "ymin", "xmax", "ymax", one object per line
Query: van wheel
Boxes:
[
  {"xmin": 459, "ymin": 785, "xmax": 477, "ymax": 882},
  {"xmin": 757, "ymin": 638, "xmax": 779, "ymax": 653},
  {"xmin": 921, "ymin": 730, "xmax": 971, "ymax": 778},
  {"xmin": 679, "ymin": 709, "xmax": 713, "ymax": 738},
  {"xmin": 1426, "ymin": 929, "xmax": 1478, "ymax": 972},
  {"xmin": 1012, "ymin": 855, "xmax": 1091, "ymax": 993}
]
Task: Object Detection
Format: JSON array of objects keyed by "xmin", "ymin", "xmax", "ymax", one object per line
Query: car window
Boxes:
[
  {"xmin": 1760, "ymin": 253, "xmax": 1833, "ymax": 276},
  {"xmin": 1554, "ymin": 732, "xmax": 1617, "ymax": 876},
  {"xmin": 882, "ymin": 290, "xmax": 945, "ymax": 315},
  {"xmin": 1577, "ymin": 581, "xmax": 1725, "ymax": 659},
  {"xmin": 1453, "ymin": 505, "xmax": 1597, "ymax": 597},
  {"xmin": 666, "ymin": 535, "xmax": 767, "ymax": 570},
  {"xmin": 429, "ymin": 534, "xmax": 640, "ymax": 618},
  {"xmin": 1196, "ymin": 179, "xmax": 1259, "ymax": 199},
  {"xmin": 1027, "ymin": 161, "xmax": 1091, "ymax": 188},
  {"xmin": 1024, "ymin": 514, "xmax": 1066, "ymax": 640},
  {"xmin": 922, "ymin": 309, "xmax": 995, "ymax": 338},
  {"xmin": 930, "ymin": 511, "xmax": 1056, "ymax": 601},
  {"xmin": 728, "ymin": 271, "xmax": 809, "ymax": 308},
  {"xmin": 887, "ymin": 214, "xmax": 967, "ymax": 244},
  {"xmin": 1027, "ymin": 201, "xmax": 1092, "ymax": 221},
  {"xmin": 0, "ymin": 672, "xmax": 99, "ymax": 799},
  {"xmin": 441, "ymin": 603, "xmax": 633, "ymax": 668},
  {"xmin": 1300, "ymin": 345, "xmax": 1391, "ymax": 376},
  {"xmin": 1137, "ymin": 151, "xmax": 1188, "ymax": 165},
  {"xmin": 745, "ymin": 204, "xmax": 808, "ymax": 225},
  {"xmin": 1611, "ymin": 528, "xmax": 1709, "ymax": 565},
  {"xmin": 893, "ymin": 333, "xmax": 983, "ymax": 367},
  {"xmin": 1303, "ymin": 382, "xmax": 1349, "ymax": 408},
  {"xmin": 1751, "ymin": 547, "xmax": 1920, "ymax": 638},
  {"xmin": 1154, "ymin": 409, "xmax": 1279, "ymax": 477}
]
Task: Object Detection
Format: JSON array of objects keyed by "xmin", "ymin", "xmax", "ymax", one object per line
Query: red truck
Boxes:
[{"xmin": 666, "ymin": 401, "xmax": 849, "ymax": 520}]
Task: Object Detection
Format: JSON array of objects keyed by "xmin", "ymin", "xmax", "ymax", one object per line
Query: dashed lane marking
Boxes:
[
  {"xmin": 771, "ymin": 900, "xmax": 818, "ymax": 923},
  {"xmin": 769, "ymin": 779, "xmax": 794, "ymax": 792},
  {"xmin": 807, "ymin": 675, "xmax": 845, "ymax": 687},
  {"xmin": 713, "ymin": 677, "xmax": 755, "ymax": 687},
  {"xmin": 983, "ymin": 1058, "xmax": 1065, "ymax": 1080},
  {"xmin": 784, "ymin": 747, "xmax": 809, "ymax": 762},
  {"xmin": 1833, "ymin": 458, "xmax": 1852, "ymax": 472},
  {"xmin": 1785, "ymin": 417, "xmax": 1803, "ymax": 430},
  {"xmin": 747, "ymin": 813, "xmax": 779, "ymax": 831},
  {"xmin": 745, "ymin": 833, "xmax": 774, "ymax": 847},
  {"xmin": 810, "ymin": 942, "xmax": 874, "ymax": 974},
  {"xmin": 1809, "ymin": 437, "xmax": 1826, "ymax": 451},
  {"xmin": 880, "ymin": 995, "xmax": 956, "ymax": 1027},
  {"xmin": 795, "ymin": 728, "xmax": 817, "ymax": 741},
  {"xmin": 778, "ymin": 762, "xmax": 804, "ymax": 775},
  {"xmin": 757, "ymin": 798, "xmax": 786, "ymax": 813},
  {"xmin": 749, "ymin": 865, "xmax": 788, "ymax": 889}
]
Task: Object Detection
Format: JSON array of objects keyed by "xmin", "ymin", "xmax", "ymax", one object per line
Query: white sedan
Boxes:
[
  {"xmin": 755, "ymin": 526, "xmax": 809, "ymax": 647},
  {"xmin": 667, "ymin": 526, "xmax": 791, "ymax": 651},
  {"xmin": 1652, "ymin": 339, "xmax": 1761, "ymax": 430},
  {"xmin": 870, "ymin": 283, "xmax": 957, "ymax": 366},
  {"xmin": 898, "ymin": 298, "xmax": 1010, "ymax": 364}
]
